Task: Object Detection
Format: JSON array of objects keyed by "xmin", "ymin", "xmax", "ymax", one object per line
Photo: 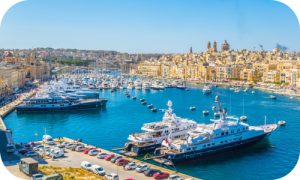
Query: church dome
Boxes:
[{"xmin": 222, "ymin": 40, "xmax": 229, "ymax": 46}]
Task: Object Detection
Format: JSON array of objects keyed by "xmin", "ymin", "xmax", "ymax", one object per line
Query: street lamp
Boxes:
[{"xmin": 35, "ymin": 132, "xmax": 38, "ymax": 143}]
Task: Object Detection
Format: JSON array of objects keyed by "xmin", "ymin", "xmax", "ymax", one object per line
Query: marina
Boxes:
[{"xmin": 1, "ymin": 75, "xmax": 299, "ymax": 180}]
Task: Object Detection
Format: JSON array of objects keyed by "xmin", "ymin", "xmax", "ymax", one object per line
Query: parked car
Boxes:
[
  {"xmin": 168, "ymin": 175, "xmax": 184, "ymax": 180},
  {"xmin": 49, "ymin": 150, "xmax": 64, "ymax": 159},
  {"xmin": 6, "ymin": 144, "xmax": 14, "ymax": 153},
  {"xmin": 70, "ymin": 144, "xmax": 81, "ymax": 151},
  {"xmin": 81, "ymin": 161, "xmax": 92, "ymax": 171},
  {"xmin": 33, "ymin": 145, "xmax": 44, "ymax": 151},
  {"xmin": 25, "ymin": 151, "xmax": 38, "ymax": 157},
  {"xmin": 39, "ymin": 147, "xmax": 51, "ymax": 153},
  {"xmin": 110, "ymin": 155, "xmax": 122, "ymax": 163},
  {"xmin": 65, "ymin": 143, "xmax": 75, "ymax": 149},
  {"xmin": 60, "ymin": 142, "xmax": 69, "ymax": 147},
  {"xmin": 104, "ymin": 173, "xmax": 119, "ymax": 180},
  {"xmin": 135, "ymin": 164, "xmax": 150, "ymax": 172},
  {"xmin": 19, "ymin": 148, "xmax": 32, "ymax": 155},
  {"xmin": 41, "ymin": 173, "xmax": 63, "ymax": 180},
  {"xmin": 144, "ymin": 169, "xmax": 161, "ymax": 177},
  {"xmin": 83, "ymin": 147, "xmax": 96, "ymax": 154},
  {"xmin": 88, "ymin": 149, "xmax": 99, "ymax": 156},
  {"xmin": 31, "ymin": 173, "xmax": 44, "ymax": 180},
  {"xmin": 90, "ymin": 165, "xmax": 106, "ymax": 176},
  {"xmin": 97, "ymin": 152, "xmax": 109, "ymax": 159},
  {"xmin": 153, "ymin": 172, "xmax": 169, "ymax": 179},
  {"xmin": 75, "ymin": 146, "xmax": 86, "ymax": 152},
  {"xmin": 53, "ymin": 145, "xmax": 65, "ymax": 151},
  {"xmin": 125, "ymin": 163, "xmax": 137, "ymax": 170},
  {"xmin": 105, "ymin": 154, "xmax": 115, "ymax": 161},
  {"xmin": 24, "ymin": 144, "xmax": 31, "ymax": 147},
  {"xmin": 115, "ymin": 158, "xmax": 129, "ymax": 166}
]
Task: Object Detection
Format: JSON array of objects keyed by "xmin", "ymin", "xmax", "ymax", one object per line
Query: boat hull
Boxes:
[
  {"xmin": 154, "ymin": 132, "xmax": 271, "ymax": 165},
  {"xmin": 17, "ymin": 103, "xmax": 97, "ymax": 112},
  {"xmin": 120, "ymin": 143, "xmax": 162, "ymax": 157}
]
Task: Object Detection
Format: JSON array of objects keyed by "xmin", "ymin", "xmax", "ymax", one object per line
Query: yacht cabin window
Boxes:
[
  {"xmin": 203, "ymin": 145, "xmax": 206, "ymax": 147},
  {"xmin": 226, "ymin": 132, "xmax": 228, "ymax": 135},
  {"xmin": 221, "ymin": 141, "xmax": 223, "ymax": 143},
  {"xmin": 221, "ymin": 132, "xmax": 224, "ymax": 136},
  {"xmin": 231, "ymin": 130, "xmax": 234, "ymax": 133},
  {"xmin": 225, "ymin": 140, "xmax": 228, "ymax": 142},
  {"xmin": 212, "ymin": 143, "xmax": 215, "ymax": 145}
]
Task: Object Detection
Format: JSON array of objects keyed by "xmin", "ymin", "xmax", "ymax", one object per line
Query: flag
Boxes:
[
  {"xmin": 132, "ymin": 132, "xmax": 135, "ymax": 138},
  {"xmin": 165, "ymin": 138, "xmax": 169, "ymax": 145}
]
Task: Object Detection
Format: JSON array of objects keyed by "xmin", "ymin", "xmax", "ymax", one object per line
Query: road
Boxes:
[{"xmin": 0, "ymin": 129, "xmax": 20, "ymax": 162}]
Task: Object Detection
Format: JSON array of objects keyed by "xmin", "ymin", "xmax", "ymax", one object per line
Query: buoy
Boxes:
[
  {"xmin": 148, "ymin": 104, "xmax": 153, "ymax": 108},
  {"xmin": 132, "ymin": 96, "xmax": 136, "ymax": 99},
  {"xmin": 126, "ymin": 94, "xmax": 130, "ymax": 97},
  {"xmin": 151, "ymin": 108, "xmax": 157, "ymax": 112},
  {"xmin": 140, "ymin": 98, "xmax": 145, "ymax": 102},
  {"xmin": 214, "ymin": 112, "xmax": 220, "ymax": 117},
  {"xmin": 278, "ymin": 121, "xmax": 286, "ymax": 126},
  {"xmin": 203, "ymin": 111, "xmax": 209, "ymax": 115},
  {"xmin": 142, "ymin": 101, "xmax": 147, "ymax": 105},
  {"xmin": 190, "ymin": 106, "xmax": 196, "ymax": 110}
]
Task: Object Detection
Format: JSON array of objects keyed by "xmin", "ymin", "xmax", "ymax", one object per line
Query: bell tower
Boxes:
[
  {"xmin": 207, "ymin": 41, "xmax": 211, "ymax": 52},
  {"xmin": 213, "ymin": 41, "xmax": 217, "ymax": 52}
]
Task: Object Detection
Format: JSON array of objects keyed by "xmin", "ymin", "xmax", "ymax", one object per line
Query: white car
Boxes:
[
  {"xmin": 31, "ymin": 173, "xmax": 44, "ymax": 180},
  {"xmin": 168, "ymin": 175, "xmax": 194, "ymax": 180},
  {"xmin": 90, "ymin": 165, "xmax": 106, "ymax": 176},
  {"xmin": 25, "ymin": 151, "xmax": 38, "ymax": 157},
  {"xmin": 33, "ymin": 145, "xmax": 44, "ymax": 151},
  {"xmin": 104, "ymin": 173, "xmax": 119, "ymax": 180},
  {"xmin": 125, "ymin": 163, "xmax": 137, "ymax": 170},
  {"xmin": 60, "ymin": 142, "xmax": 69, "ymax": 147},
  {"xmin": 49, "ymin": 150, "xmax": 64, "ymax": 159},
  {"xmin": 135, "ymin": 164, "xmax": 150, "ymax": 172},
  {"xmin": 53, "ymin": 145, "xmax": 65, "ymax": 151},
  {"xmin": 97, "ymin": 152, "xmax": 109, "ymax": 159},
  {"xmin": 81, "ymin": 161, "xmax": 92, "ymax": 171},
  {"xmin": 39, "ymin": 146, "xmax": 51, "ymax": 153},
  {"xmin": 88, "ymin": 149, "xmax": 99, "ymax": 156}
]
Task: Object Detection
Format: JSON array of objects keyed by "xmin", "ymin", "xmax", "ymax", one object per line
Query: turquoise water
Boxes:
[{"xmin": 3, "ymin": 85, "xmax": 300, "ymax": 180}]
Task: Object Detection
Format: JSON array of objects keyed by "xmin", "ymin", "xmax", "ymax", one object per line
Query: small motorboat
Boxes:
[
  {"xmin": 119, "ymin": 87, "xmax": 124, "ymax": 90},
  {"xmin": 141, "ymin": 101, "xmax": 147, "ymax": 105},
  {"xmin": 190, "ymin": 106, "xmax": 196, "ymax": 110},
  {"xmin": 185, "ymin": 88, "xmax": 189, "ymax": 91},
  {"xmin": 132, "ymin": 96, "xmax": 136, "ymax": 99},
  {"xmin": 110, "ymin": 89, "xmax": 114, "ymax": 92},
  {"xmin": 214, "ymin": 112, "xmax": 220, "ymax": 117},
  {"xmin": 244, "ymin": 88, "xmax": 249, "ymax": 92},
  {"xmin": 269, "ymin": 95, "xmax": 276, "ymax": 99},
  {"xmin": 126, "ymin": 94, "xmax": 130, "ymax": 97},
  {"xmin": 151, "ymin": 108, "xmax": 157, "ymax": 112},
  {"xmin": 278, "ymin": 121, "xmax": 286, "ymax": 126},
  {"xmin": 252, "ymin": 91, "xmax": 255, "ymax": 94},
  {"xmin": 203, "ymin": 111, "xmax": 209, "ymax": 115},
  {"xmin": 125, "ymin": 91, "xmax": 129, "ymax": 95},
  {"xmin": 240, "ymin": 116, "xmax": 247, "ymax": 121},
  {"xmin": 140, "ymin": 98, "xmax": 145, "ymax": 102},
  {"xmin": 230, "ymin": 88, "xmax": 235, "ymax": 90},
  {"xmin": 148, "ymin": 104, "xmax": 153, "ymax": 108}
]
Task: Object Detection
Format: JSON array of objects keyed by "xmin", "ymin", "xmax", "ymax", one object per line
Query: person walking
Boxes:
[
  {"xmin": 9, "ymin": 157, "xmax": 11, "ymax": 163},
  {"xmin": 123, "ymin": 163, "xmax": 125, "ymax": 170}
]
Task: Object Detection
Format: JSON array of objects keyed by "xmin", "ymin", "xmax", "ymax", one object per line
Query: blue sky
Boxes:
[{"xmin": 0, "ymin": 0, "xmax": 299, "ymax": 53}]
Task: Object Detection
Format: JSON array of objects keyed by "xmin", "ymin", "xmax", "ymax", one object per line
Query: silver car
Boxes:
[
  {"xmin": 88, "ymin": 149, "xmax": 99, "ymax": 156},
  {"xmin": 26, "ymin": 151, "xmax": 38, "ymax": 157}
]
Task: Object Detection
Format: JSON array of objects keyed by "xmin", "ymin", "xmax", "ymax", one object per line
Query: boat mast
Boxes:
[{"xmin": 265, "ymin": 114, "xmax": 267, "ymax": 127}]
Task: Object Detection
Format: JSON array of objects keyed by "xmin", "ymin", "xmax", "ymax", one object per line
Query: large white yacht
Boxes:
[
  {"xmin": 203, "ymin": 84, "xmax": 212, "ymax": 94},
  {"xmin": 119, "ymin": 101, "xmax": 197, "ymax": 157},
  {"xmin": 142, "ymin": 82, "xmax": 151, "ymax": 90},
  {"xmin": 153, "ymin": 96, "xmax": 278, "ymax": 165}
]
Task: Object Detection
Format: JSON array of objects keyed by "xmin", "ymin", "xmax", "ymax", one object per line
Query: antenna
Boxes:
[
  {"xmin": 265, "ymin": 114, "xmax": 267, "ymax": 127},
  {"xmin": 230, "ymin": 92, "xmax": 231, "ymax": 116}
]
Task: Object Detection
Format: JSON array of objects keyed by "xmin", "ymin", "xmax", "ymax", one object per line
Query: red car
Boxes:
[
  {"xmin": 153, "ymin": 172, "xmax": 169, "ymax": 179},
  {"xmin": 104, "ymin": 154, "xmax": 115, "ymax": 161},
  {"xmin": 83, "ymin": 147, "xmax": 96, "ymax": 154},
  {"xmin": 116, "ymin": 158, "xmax": 129, "ymax": 166},
  {"xmin": 24, "ymin": 144, "xmax": 31, "ymax": 147},
  {"xmin": 20, "ymin": 149, "xmax": 32, "ymax": 155}
]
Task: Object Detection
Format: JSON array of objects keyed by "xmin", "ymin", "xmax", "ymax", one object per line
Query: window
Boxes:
[
  {"xmin": 207, "ymin": 144, "xmax": 211, "ymax": 147},
  {"xmin": 243, "ymin": 128, "xmax": 245, "ymax": 130},
  {"xmin": 212, "ymin": 143, "xmax": 215, "ymax": 145},
  {"xmin": 231, "ymin": 130, "xmax": 234, "ymax": 133},
  {"xmin": 221, "ymin": 132, "xmax": 224, "ymax": 136},
  {"xmin": 203, "ymin": 145, "xmax": 206, "ymax": 147},
  {"xmin": 226, "ymin": 132, "xmax": 228, "ymax": 135},
  {"xmin": 192, "ymin": 147, "xmax": 197, "ymax": 150},
  {"xmin": 221, "ymin": 141, "xmax": 223, "ymax": 143},
  {"xmin": 187, "ymin": 148, "xmax": 191, "ymax": 151},
  {"xmin": 225, "ymin": 140, "xmax": 228, "ymax": 142},
  {"xmin": 52, "ymin": 105, "xmax": 54, "ymax": 107}
]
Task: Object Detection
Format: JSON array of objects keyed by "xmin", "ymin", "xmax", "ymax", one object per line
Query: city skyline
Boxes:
[{"xmin": 0, "ymin": 0, "xmax": 299, "ymax": 53}]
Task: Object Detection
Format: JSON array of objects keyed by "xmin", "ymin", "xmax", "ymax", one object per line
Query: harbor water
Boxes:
[{"xmin": 3, "ymin": 84, "xmax": 300, "ymax": 180}]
